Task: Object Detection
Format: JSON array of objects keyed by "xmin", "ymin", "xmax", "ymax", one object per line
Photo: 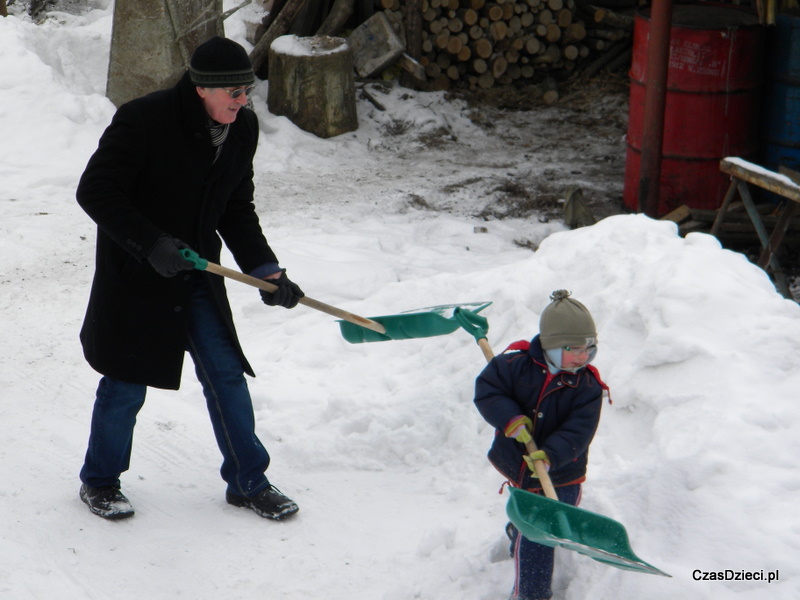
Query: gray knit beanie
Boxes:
[
  {"xmin": 539, "ymin": 289, "xmax": 597, "ymax": 350},
  {"xmin": 189, "ymin": 36, "xmax": 255, "ymax": 88}
]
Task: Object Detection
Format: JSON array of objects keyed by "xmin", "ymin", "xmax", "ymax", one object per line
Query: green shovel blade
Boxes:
[
  {"xmin": 506, "ymin": 487, "xmax": 671, "ymax": 577},
  {"xmin": 338, "ymin": 302, "xmax": 492, "ymax": 343}
]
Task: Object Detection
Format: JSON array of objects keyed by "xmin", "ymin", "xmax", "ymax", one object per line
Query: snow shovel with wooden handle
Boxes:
[
  {"xmin": 181, "ymin": 250, "xmax": 491, "ymax": 342},
  {"xmin": 453, "ymin": 307, "xmax": 671, "ymax": 578}
]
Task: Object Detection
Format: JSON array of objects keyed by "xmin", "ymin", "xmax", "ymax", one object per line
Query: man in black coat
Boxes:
[{"xmin": 76, "ymin": 37, "xmax": 303, "ymax": 521}]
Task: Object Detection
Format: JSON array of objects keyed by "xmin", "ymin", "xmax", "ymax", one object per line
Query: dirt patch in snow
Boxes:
[
  {"xmin": 356, "ymin": 77, "xmax": 800, "ymax": 299},
  {"xmin": 363, "ymin": 74, "xmax": 631, "ymax": 229}
]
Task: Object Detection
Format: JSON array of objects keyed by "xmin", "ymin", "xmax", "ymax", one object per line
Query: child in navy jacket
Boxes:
[{"xmin": 474, "ymin": 290, "xmax": 607, "ymax": 600}]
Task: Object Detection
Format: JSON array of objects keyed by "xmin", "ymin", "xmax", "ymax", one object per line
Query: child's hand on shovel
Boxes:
[
  {"xmin": 523, "ymin": 450, "xmax": 550, "ymax": 477},
  {"xmin": 504, "ymin": 415, "xmax": 533, "ymax": 444}
]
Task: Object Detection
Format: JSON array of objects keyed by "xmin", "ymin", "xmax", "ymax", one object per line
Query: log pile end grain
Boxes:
[
  {"xmin": 383, "ymin": 0, "xmax": 634, "ymax": 93},
  {"xmin": 249, "ymin": 0, "xmax": 635, "ymax": 97}
]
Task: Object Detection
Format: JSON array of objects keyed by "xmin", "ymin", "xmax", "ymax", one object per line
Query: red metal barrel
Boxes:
[{"xmin": 624, "ymin": 5, "xmax": 763, "ymax": 216}]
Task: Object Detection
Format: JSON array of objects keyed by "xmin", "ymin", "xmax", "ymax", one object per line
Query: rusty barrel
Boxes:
[{"xmin": 624, "ymin": 5, "xmax": 764, "ymax": 216}]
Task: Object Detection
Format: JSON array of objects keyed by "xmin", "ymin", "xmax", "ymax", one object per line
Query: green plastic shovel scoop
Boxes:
[
  {"xmin": 338, "ymin": 301, "xmax": 492, "ymax": 343},
  {"xmin": 454, "ymin": 307, "xmax": 671, "ymax": 578},
  {"xmin": 506, "ymin": 487, "xmax": 670, "ymax": 576}
]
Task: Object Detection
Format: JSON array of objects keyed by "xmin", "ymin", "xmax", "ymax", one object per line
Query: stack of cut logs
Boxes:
[{"xmin": 380, "ymin": 0, "xmax": 634, "ymax": 93}]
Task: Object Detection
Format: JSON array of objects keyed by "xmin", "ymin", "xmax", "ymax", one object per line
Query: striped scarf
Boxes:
[{"xmin": 208, "ymin": 119, "xmax": 229, "ymax": 164}]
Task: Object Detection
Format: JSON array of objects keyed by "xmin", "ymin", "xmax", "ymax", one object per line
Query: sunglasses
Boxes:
[{"xmin": 219, "ymin": 85, "xmax": 255, "ymax": 99}]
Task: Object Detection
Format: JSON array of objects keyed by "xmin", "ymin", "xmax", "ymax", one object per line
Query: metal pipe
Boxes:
[{"xmin": 638, "ymin": 0, "xmax": 673, "ymax": 217}]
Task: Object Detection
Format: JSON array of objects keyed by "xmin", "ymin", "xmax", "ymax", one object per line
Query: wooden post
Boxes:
[
  {"xmin": 402, "ymin": 0, "xmax": 424, "ymax": 89},
  {"xmin": 106, "ymin": 0, "xmax": 222, "ymax": 107},
  {"xmin": 713, "ymin": 158, "xmax": 797, "ymax": 298},
  {"xmin": 637, "ymin": 0, "xmax": 672, "ymax": 218}
]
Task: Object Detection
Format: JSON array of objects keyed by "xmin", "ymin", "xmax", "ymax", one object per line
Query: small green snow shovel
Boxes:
[
  {"xmin": 181, "ymin": 250, "xmax": 491, "ymax": 343},
  {"xmin": 453, "ymin": 307, "xmax": 671, "ymax": 578}
]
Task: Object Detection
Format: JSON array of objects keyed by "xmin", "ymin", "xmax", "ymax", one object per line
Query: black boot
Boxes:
[
  {"xmin": 80, "ymin": 484, "xmax": 135, "ymax": 520},
  {"xmin": 226, "ymin": 485, "xmax": 299, "ymax": 520}
]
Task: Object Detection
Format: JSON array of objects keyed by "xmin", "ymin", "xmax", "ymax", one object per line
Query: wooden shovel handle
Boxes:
[
  {"xmin": 477, "ymin": 337, "xmax": 495, "ymax": 363},
  {"xmin": 202, "ymin": 261, "xmax": 387, "ymax": 334},
  {"xmin": 476, "ymin": 338, "xmax": 559, "ymax": 501}
]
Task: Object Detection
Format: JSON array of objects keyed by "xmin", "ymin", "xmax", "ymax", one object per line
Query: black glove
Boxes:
[
  {"xmin": 147, "ymin": 235, "xmax": 195, "ymax": 278},
  {"xmin": 259, "ymin": 272, "xmax": 304, "ymax": 309}
]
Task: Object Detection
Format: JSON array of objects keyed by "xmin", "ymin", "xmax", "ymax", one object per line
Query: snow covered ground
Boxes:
[{"xmin": 1, "ymin": 2, "xmax": 799, "ymax": 599}]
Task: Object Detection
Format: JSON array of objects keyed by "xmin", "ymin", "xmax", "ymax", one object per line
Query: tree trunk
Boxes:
[
  {"xmin": 267, "ymin": 35, "xmax": 358, "ymax": 139},
  {"xmin": 106, "ymin": 0, "xmax": 221, "ymax": 107}
]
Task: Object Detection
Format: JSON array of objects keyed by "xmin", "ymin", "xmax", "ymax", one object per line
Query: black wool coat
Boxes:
[{"xmin": 77, "ymin": 72, "xmax": 279, "ymax": 389}]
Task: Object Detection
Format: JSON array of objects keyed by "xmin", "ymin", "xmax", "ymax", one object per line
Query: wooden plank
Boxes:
[
  {"xmin": 678, "ymin": 220, "xmax": 706, "ymax": 235},
  {"xmin": 317, "ymin": 0, "xmax": 356, "ymax": 35},
  {"xmin": 738, "ymin": 180, "xmax": 772, "ymax": 249},
  {"xmin": 735, "ymin": 181, "xmax": 791, "ymax": 297},
  {"xmin": 711, "ymin": 162, "xmax": 793, "ymax": 298},
  {"xmin": 397, "ymin": 52, "xmax": 426, "ymax": 80},
  {"xmin": 758, "ymin": 164, "xmax": 800, "ymax": 269},
  {"xmin": 710, "ymin": 179, "xmax": 739, "ymax": 237},
  {"xmin": 693, "ymin": 207, "xmax": 800, "ymax": 225},
  {"xmin": 719, "ymin": 157, "xmax": 800, "ymax": 203},
  {"xmin": 348, "ymin": 11, "xmax": 405, "ymax": 77},
  {"xmin": 757, "ymin": 202, "xmax": 799, "ymax": 268},
  {"xmin": 660, "ymin": 204, "xmax": 692, "ymax": 224}
]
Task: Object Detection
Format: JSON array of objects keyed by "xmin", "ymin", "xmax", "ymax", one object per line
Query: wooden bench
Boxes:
[{"xmin": 712, "ymin": 157, "xmax": 800, "ymax": 299}]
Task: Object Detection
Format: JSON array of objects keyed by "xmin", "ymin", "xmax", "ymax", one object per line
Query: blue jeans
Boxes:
[
  {"xmin": 80, "ymin": 279, "xmax": 270, "ymax": 497},
  {"xmin": 508, "ymin": 484, "xmax": 582, "ymax": 600}
]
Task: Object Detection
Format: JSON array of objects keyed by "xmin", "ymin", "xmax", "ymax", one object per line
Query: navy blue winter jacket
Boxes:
[{"xmin": 474, "ymin": 335, "xmax": 606, "ymax": 491}]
